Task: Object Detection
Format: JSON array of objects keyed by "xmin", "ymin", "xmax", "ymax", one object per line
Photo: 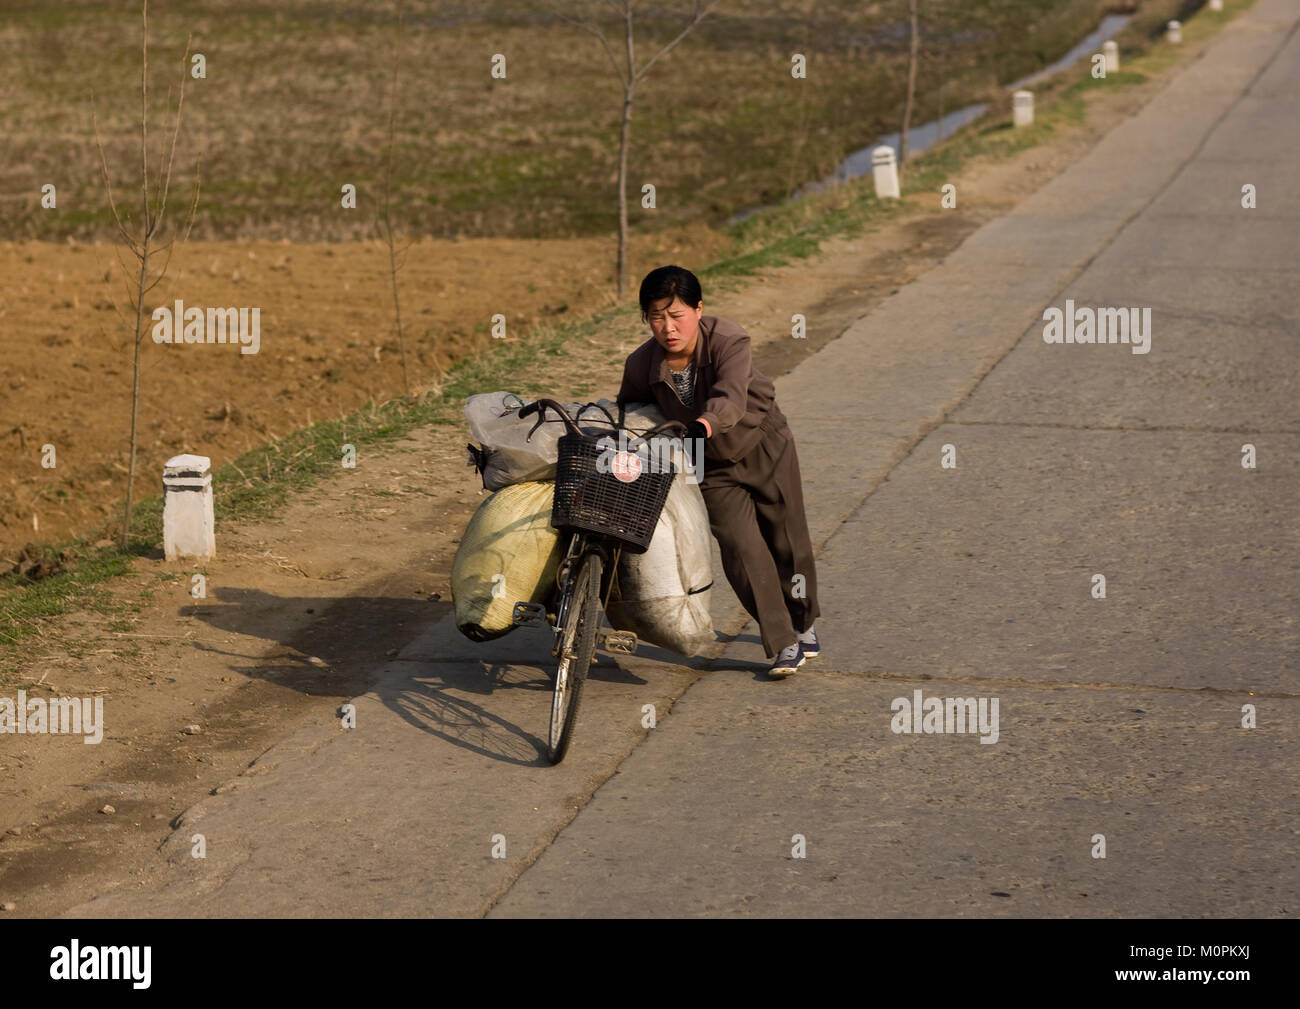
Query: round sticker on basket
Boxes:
[{"xmin": 610, "ymin": 451, "xmax": 643, "ymax": 483}]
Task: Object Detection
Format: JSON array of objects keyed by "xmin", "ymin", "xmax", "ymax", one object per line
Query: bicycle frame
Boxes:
[
  {"xmin": 514, "ymin": 395, "xmax": 688, "ymax": 762},
  {"xmin": 550, "ymin": 531, "xmax": 621, "ymax": 659}
]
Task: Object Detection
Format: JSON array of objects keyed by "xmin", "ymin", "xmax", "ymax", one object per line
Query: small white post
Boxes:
[
  {"xmin": 1013, "ymin": 90, "xmax": 1034, "ymax": 127},
  {"xmin": 1103, "ymin": 40, "xmax": 1119, "ymax": 73},
  {"xmin": 1166, "ymin": 20, "xmax": 1182, "ymax": 44},
  {"xmin": 1208, "ymin": 0, "xmax": 1223, "ymax": 11},
  {"xmin": 872, "ymin": 146, "xmax": 900, "ymax": 199},
  {"xmin": 163, "ymin": 454, "xmax": 216, "ymax": 562}
]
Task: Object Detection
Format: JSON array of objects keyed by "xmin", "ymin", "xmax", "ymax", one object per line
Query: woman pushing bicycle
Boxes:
[{"xmin": 616, "ymin": 265, "xmax": 822, "ymax": 678}]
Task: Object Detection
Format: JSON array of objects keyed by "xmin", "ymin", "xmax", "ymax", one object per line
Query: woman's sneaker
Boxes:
[
  {"xmin": 769, "ymin": 642, "xmax": 806, "ymax": 678},
  {"xmin": 797, "ymin": 625, "xmax": 820, "ymax": 658}
]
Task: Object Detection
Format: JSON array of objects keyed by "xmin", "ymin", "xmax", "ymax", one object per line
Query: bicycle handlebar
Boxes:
[
  {"xmin": 518, "ymin": 398, "xmax": 690, "ymax": 446},
  {"xmin": 627, "ymin": 419, "xmax": 692, "ymax": 451},
  {"xmin": 517, "ymin": 398, "xmax": 579, "ymax": 436}
]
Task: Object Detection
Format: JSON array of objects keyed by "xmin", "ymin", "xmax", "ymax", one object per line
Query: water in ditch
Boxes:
[{"xmin": 728, "ymin": 13, "xmax": 1133, "ymax": 225}]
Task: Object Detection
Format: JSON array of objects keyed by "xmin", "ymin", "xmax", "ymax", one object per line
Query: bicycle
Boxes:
[{"xmin": 509, "ymin": 398, "xmax": 688, "ymax": 764}]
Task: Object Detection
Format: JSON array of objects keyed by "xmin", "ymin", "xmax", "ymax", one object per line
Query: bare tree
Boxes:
[
  {"xmin": 899, "ymin": 0, "xmax": 920, "ymax": 179},
  {"xmin": 783, "ymin": 0, "xmax": 818, "ymax": 200},
  {"xmin": 553, "ymin": 0, "xmax": 721, "ymax": 299},
  {"xmin": 92, "ymin": 0, "xmax": 200, "ymax": 551},
  {"xmin": 379, "ymin": 1, "xmax": 414, "ymax": 395}
]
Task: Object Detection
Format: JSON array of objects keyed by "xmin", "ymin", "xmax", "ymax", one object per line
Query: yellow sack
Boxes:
[{"xmin": 452, "ymin": 480, "xmax": 562, "ymax": 641}]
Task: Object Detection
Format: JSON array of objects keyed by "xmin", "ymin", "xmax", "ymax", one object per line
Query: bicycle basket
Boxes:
[{"xmin": 551, "ymin": 432, "xmax": 677, "ymax": 553}]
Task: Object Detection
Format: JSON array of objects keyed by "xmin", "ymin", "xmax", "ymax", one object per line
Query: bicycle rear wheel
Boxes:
[{"xmin": 548, "ymin": 551, "xmax": 602, "ymax": 764}]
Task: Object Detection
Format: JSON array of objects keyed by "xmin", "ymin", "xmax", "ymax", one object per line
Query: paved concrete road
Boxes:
[{"xmin": 69, "ymin": 0, "xmax": 1299, "ymax": 917}]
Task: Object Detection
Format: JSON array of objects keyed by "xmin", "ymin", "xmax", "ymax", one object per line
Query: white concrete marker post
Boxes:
[
  {"xmin": 872, "ymin": 146, "xmax": 900, "ymax": 200},
  {"xmin": 1103, "ymin": 40, "xmax": 1119, "ymax": 73},
  {"xmin": 1167, "ymin": 20, "xmax": 1182, "ymax": 44},
  {"xmin": 1013, "ymin": 90, "xmax": 1034, "ymax": 127},
  {"xmin": 1209, "ymin": 0, "xmax": 1223, "ymax": 11},
  {"xmin": 163, "ymin": 454, "xmax": 216, "ymax": 562}
]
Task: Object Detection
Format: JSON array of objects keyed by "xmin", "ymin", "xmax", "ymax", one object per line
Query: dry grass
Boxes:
[{"xmin": 1, "ymin": 0, "xmax": 1109, "ymax": 242}]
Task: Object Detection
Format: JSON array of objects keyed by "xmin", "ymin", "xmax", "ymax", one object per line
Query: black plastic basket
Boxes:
[{"xmin": 551, "ymin": 432, "xmax": 677, "ymax": 553}]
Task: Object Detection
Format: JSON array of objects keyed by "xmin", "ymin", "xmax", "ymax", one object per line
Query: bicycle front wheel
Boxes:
[{"xmin": 548, "ymin": 551, "xmax": 602, "ymax": 764}]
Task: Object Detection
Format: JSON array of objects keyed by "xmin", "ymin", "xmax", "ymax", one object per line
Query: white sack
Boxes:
[{"xmin": 606, "ymin": 470, "xmax": 715, "ymax": 657}]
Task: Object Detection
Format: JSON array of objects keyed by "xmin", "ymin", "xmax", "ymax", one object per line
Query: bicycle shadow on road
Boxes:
[
  {"xmin": 388, "ymin": 663, "xmax": 552, "ymax": 766},
  {"xmin": 378, "ymin": 623, "xmax": 744, "ymax": 765}
]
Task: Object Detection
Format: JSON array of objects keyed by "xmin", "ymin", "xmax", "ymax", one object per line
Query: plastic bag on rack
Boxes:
[{"xmin": 465, "ymin": 393, "xmax": 627, "ymax": 490}]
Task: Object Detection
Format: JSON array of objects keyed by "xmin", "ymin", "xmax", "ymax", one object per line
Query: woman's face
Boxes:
[{"xmin": 646, "ymin": 296, "xmax": 703, "ymax": 357}]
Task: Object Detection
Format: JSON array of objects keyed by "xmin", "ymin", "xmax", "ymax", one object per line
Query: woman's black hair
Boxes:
[{"xmin": 638, "ymin": 265, "xmax": 702, "ymax": 321}]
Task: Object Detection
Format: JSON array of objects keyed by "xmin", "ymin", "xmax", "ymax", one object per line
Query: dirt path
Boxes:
[{"xmin": 0, "ymin": 41, "xmax": 1210, "ymax": 915}]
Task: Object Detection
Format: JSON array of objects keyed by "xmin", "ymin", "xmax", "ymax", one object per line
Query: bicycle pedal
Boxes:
[
  {"xmin": 600, "ymin": 629, "xmax": 638, "ymax": 655},
  {"xmin": 512, "ymin": 601, "xmax": 547, "ymax": 627}
]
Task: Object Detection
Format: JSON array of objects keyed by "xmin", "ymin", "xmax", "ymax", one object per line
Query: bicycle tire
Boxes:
[{"xmin": 547, "ymin": 551, "xmax": 601, "ymax": 764}]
